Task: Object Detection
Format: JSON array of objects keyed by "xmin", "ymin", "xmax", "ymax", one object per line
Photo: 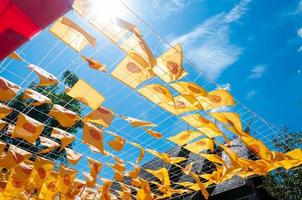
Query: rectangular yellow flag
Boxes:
[
  {"xmin": 38, "ymin": 171, "xmax": 58, "ymax": 200},
  {"xmin": 67, "ymin": 79, "xmax": 105, "ymax": 110},
  {"xmin": 12, "ymin": 113, "xmax": 44, "ymax": 144},
  {"xmin": 184, "ymin": 138, "xmax": 214, "ymax": 154},
  {"xmin": 0, "ymin": 77, "xmax": 21, "ymax": 101},
  {"xmin": 49, "ymin": 104, "xmax": 80, "ymax": 128},
  {"xmin": 22, "ymin": 89, "xmax": 52, "ymax": 106},
  {"xmin": 51, "ymin": 127, "xmax": 75, "ymax": 150},
  {"xmin": 83, "ymin": 122, "xmax": 105, "ymax": 154},
  {"xmin": 28, "ymin": 64, "xmax": 59, "ymax": 87},
  {"xmin": 0, "ymin": 145, "xmax": 32, "ymax": 170},
  {"xmin": 0, "ymin": 103, "xmax": 12, "ymax": 119},
  {"xmin": 83, "ymin": 106, "xmax": 114, "ymax": 128},
  {"xmin": 66, "ymin": 148, "xmax": 83, "ymax": 165},
  {"xmin": 168, "ymin": 130, "xmax": 203, "ymax": 146},
  {"xmin": 56, "ymin": 164, "xmax": 78, "ymax": 194}
]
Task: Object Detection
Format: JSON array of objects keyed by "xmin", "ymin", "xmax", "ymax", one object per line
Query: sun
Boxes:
[{"xmin": 89, "ymin": 0, "xmax": 127, "ymax": 18}]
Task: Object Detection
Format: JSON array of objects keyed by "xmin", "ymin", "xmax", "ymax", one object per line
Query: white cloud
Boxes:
[
  {"xmin": 217, "ymin": 82, "xmax": 231, "ymax": 91},
  {"xmin": 247, "ymin": 65, "xmax": 267, "ymax": 79},
  {"xmin": 298, "ymin": 28, "xmax": 302, "ymax": 38},
  {"xmin": 171, "ymin": 0, "xmax": 251, "ymax": 80},
  {"xmin": 146, "ymin": 0, "xmax": 198, "ymax": 18},
  {"xmin": 246, "ymin": 89, "xmax": 256, "ymax": 99},
  {"xmin": 298, "ymin": 69, "xmax": 301, "ymax": 75}
]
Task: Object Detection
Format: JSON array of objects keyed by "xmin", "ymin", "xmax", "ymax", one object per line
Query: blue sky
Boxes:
[
  {"xmin": 0, "ymin": 0, "xmax": 301, "ymax": 184},
  {"xmin": 128, "ymin": 0, "xmax": 302, "ymax": 131}
]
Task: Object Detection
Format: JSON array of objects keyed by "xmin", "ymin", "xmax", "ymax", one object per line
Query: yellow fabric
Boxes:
[
  {"xmin": 8, "ymin": 51, "xmax": 24, "ymax": 61},
  {"xmin": 100, "ymin": 178, "xmax": 113, "ymax": 200},
  {"xmin": 0, "ymin": 77, "xmax": 21, "ymax": 101},
  {"xmin": 112, "ymin": 157, "xmax": 126, "ymax": 172},
  {"xmin": 0, "ymin": 140, "xmax": 6, "ymax": 154},
  {"xmin": 181, "ymin": 114, "xmax": 223, "ymax": 138},
  {"xmin": 184, "ymin": 138, "xmax": 214, "ymax": 154},
  {"xmin": 65, "ymin": 179, "xmax": 85, "ymax": 200},
  {"xmin": 138, "ymin": 84, "xmax": 176, "ymax": 114},
  {"xmin": 170, "ymin": 81, "xmax": 208, "ymax": 97},
  {"xmin": 22, "ymin": 89, "xmax": 52, "ymax": 106},
  {"xmin": 51, "ymin": 127, "xmax": 75, "ymax": 150},
  {"xmin": 0, "ymin": 103, "xmax": 12, "ymax": 119},
  {"xmin": 38, "ymin": 136, "xmax": 60, "ymax": 154},
  {"xmin": 3, "ymin": 162, "xmax": 33, "ymax": 198},
  {"xmin": 145, "ymin": 168, "xmax": 170, "ymax": 187},
  {"xmin": 129, "ymin": 142, "xmax": 145, "ymax": 163},
  {"xmin": 127, "ymin": 164, "xmax": 141, "ymax": 179},
  {"xmin": 83, "ymin": 122, "xmax": 105, "ymax": 154},
  {"xmin": 240, "ymin": 132, "xmax": 273, "ymax": 162},
  {"xmin": 28, "ymin": 64, "xmax": 59, "ymax": 86},
  {"xmin": 67, "ymin": 79, "xmax": 105, "ymax": 110},
  {"xmin": 119, "ymin": 33, "xmax": 156, "ymax": 68},
  {"xmin": 65, "ymin": 148, "xmax": 82, "ymax": 165},
  {"xmin": 80, "ymin": 187, "xmax": 97, "ymax": 200},
  {"xmin": 56, "ymin": 164, "xmax": 77, "ymax": 194},
  {"xmin": 50, "ymin": 16, "xmax": 96, "ymax": 52},
  {"xmin": 174, "ymin": 94, "xmax": 203, "ymax": 115},
  {"xmin": 210, "ymin": 112, "xmax": 242, "ymax": 135},
  {"xmin": 83, "ymin": 172, "xmax": 96, "ymax": 188},
  {"xmin": 144, "ymin": 128, "xmax": 163, "ymax": 139},
  {"xmin": 38, "ymin": 171, "xmax": 58, "ymax": 200},
  {"xmin": 191, "ymin": 173, "xmax": 209, "ymax": 199},
  {"xmin": 113, "ymin": 18, "xmax": 141, "ymax": 35},
  {"xmin": 81, "ymin": 55, "xmax": 107, "ymax": 72},
  {"xmin": 200, "ymin": 89, "xmax": 235, "ymax": 110},
  {"xmin": 49, "ymin": 104, "xmax": 79, "ymax": 128},
  {"xmin": 83, "ymin": 106, "xmax": 114, "ymax": 128},
  {"xmin": 113, "ymin": 169, "xmax": 124, "ymax": 182},
  {"xmin": 0, "ymin": 145, "xmax": 31, "ymax": 170},
  {"xmin": 87, "ymin": 157, "xmax": 102, "ymax": 181},
  {"xmin": 168, "ymin": 130, "xmax": 203, "ymax": 146},
  {"xmin": 121, "ymin": 115, "xmax": 156, "ymax": 127},
  {"xmin": 153, "ymin": 43, "xmax": 187, "ymax": 82},
  {"xmin": 131, "ymin": 177, "xmax": 142, "ymax": 187},
  {"xmin": 200, "ymin": 153, "xmax": 226, "ymax": 166},
  {"xmin": 0, "ymin": 119, "xmax": 8, "ymax": 132},
  {"xmin": 72, "ymin": 0, "xmax": 92, "ymax": 17},
  {"xmin": 146, "ymin": 149, "xmax": 187, "ymax": 164},
  {"xmin": 108, "ymin": 132, "xmax": 125, "ymax": 151},
  {"xmin": 119, "ymin": 183, "xmax": 131, "ymax": 200},
  {"xmin": 27, "ymin": 156, "xmax": 55, "ymax": 190},
  {"xmin": 12, "ymin": 113, "xmax": 44, "ymax": 144},
  {"xmin": 111, "ymin": 52, "xmax": 154, "ymax": 89},
  {"xmin": 219, "ymin": 144, "xmax": 240, "ymax": 168},
  {"xmin": 136, "ymin": 178, "xmax": 154, "ymax": 200}
]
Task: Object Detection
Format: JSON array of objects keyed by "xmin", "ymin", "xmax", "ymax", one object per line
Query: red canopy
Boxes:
[{"xmin": 0, "ymin": 0, "xmax": 74, "ymax": 60}]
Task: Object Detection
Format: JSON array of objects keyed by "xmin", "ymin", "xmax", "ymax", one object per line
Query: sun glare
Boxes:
[{"xmin": 89, "ymin": 0, "xmax": 126, "ymax": 18}]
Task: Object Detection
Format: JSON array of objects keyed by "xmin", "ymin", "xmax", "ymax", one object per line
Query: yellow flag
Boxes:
[
  {"xmin": 0, "ymin": 145, "xmax": 31, "ymax": 170},
  {"xmin": 39, "ymin": 136, "xmax": 60, "ymax": 154},
  {"xmin": 153, "ymin": 43, "xmax": 187, "ymax": 82},
  {"xmin": 136, "ymin": 178, "xmax": 154, "ymax": 200},
  {"xmin": 240, "ymin": 132, "xmax": 273, "ymax": 162},
  {"xmin": 72, "ymin": 0, "xmax": 92, "ymax": 17},
  {"xmin": 0, "ymin": 140, "xmax": 6, "ymax": 154},
  {"xmin": 56, "ymin": 164, "xmax": 78, "ymax": 194},
  {"xmin": 65, "ymin": 148, "xmax": 83, "ymax": 165},
  {"xmin": 81, "ymin": 54, "xmax": 106, "ymax": 72},
  {"xmin": 83, "ymin": 172, "xmax": 96, "ymax": 187},
  {"xmin": 127, "ymin": 164, "xmax": 141, "ymax": 179},
  {"xmin": 119, "ymin": 31, "xmax": 156, "ymax": 68},
  {"xmin": 144, "ymin": 128, "xmax": 163, "ymax": 139},
  {"xmin": 111, "ymin": 53, "xmax": 154, "ymax": 89},
  {"xmin": 113, "ymin": 168, "xmax": 124, "ymax": 182},
  {"xmin": 129, "ymin": 142, "xmax": 145, "ymax": 163},
  {"xmin": 0, "ymin": 119, "xmax": 8, "ymax": 132},
  {"xmin": 8, "ymin": 51, "xmax": 24, "ymax": 61},
  {"xmin": 145, "ymin": 168, "xmax": 171, "ymax": 187},
  {"xmin": 168, "ymin": 130, "xmax": 203, "ymax": 146},
  {"xmin": 27, "ymin": 156, "xmax": 55, "ymax": 190},
  {"xmin": 201, "ymin": 89, "xmax": 235, "ymax": 110},
  {"xmin": 191, "ymin": 173, "xmax": 209, "ymax": 199},
  {"xmin": 51, "ymin": 127, "xmax": 75, "ymax": 150},
  {"xmin": 88, "ymin": 157, "xmax": 102, "ymax": 181},
  {"xmin": 100, "ymin": 178, "xmax": 113, "ymax": 200},
  {"xmin": 83, "ymin": 122, "xmax": 105, "ymax": 154},
  {"xmin": 210, "ymin": 112, "xmax": 242, "ymax": 135},
  {"xmin": 28, "ymin": 64, "xmax": 59, "ymax": 86},
  {"xmin": 83, "ymin": 106, "xmax": 114, "ymax": 128},
  {"xmin": 181, "ymin": 114, "xmax": 223, "ymax": 138},
  {"xmin": 121, "ymin": 115, "xmax": 156, "ymax": 127},
  {"xmin": 4, "ymin": 162, "xmax": 33, "ymax": 198},
  {"xmin": 219, "ymin": 144, "xmax": 240, "ymax": 168},
  {"xmin": 66, "ymin": 179, "xmax": 86, "ymax": 200},
  {"xmin": 80, "ymin": 187, "xmax": 97, "ymax": 200},
  {"xmin": 131, "ymin": 177, "xmax": 142, "ymax": 187},
  {"xmin": 38, "ymin": 171, "xmax": 58, "ymax": 200},
  {"xmin": 119, "ymin": 183, "xmax": 131, "ymax": 200},
  {"xmin": 67, "ymin": 79, "xmax": 105, "ymax": 110},
  {"xmin": 170, "ymin": 81, "xmax": 208, "ymax": 97},
  {"xmin": 49, "ymin": 104, "xmax": 80, "ymax": 127},
  {"xmin": 12, "ymin": 113, "xmax": 44, "ymax": 144},
  {"xmin": 200, "ymin": 153, "xmax": 226, "ymax": 166},
  {"xmin": 50, "ymin": 16, "xmax": 96, "ymax": 52},
  {"xmin": 138, "ymin": 84, "xmax": 175, "ymax": 114},
  {"xmin": 184, "ymin": 138, "xmax": 214, "ymax": 154},
  {"xmin": 174, "ymin": 94, "xmax": 203, "ymax": 114},
  {"xmin": 146, "ymin": 149, "xmax": 187, "ymax": 164},
  {"xmin": 108, "ymin": 132, "xmax": 125, "ymax": 151},
  {"xmin": 22, "ymin": 89, "xmax": 52, "ymax": 106},
  {"xmin": 0, "ymin": 77, "xmax": 21, "ymax": 101},
  {"xmin": 112, "ymin": 157, "xmax": 126, "ymax": 172},
  {"xmin": 0, "ymin": 103, "xmax": 12, "ymax": 119}
]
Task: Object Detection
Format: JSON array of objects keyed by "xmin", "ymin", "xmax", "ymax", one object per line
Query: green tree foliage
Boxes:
[
  {"xmin": 260, "ymin": 130, "xmax": 302, "ymax": 200},
  {"xmin": 0, "ymin": 70, "xmax": 83, "ymax": 162}
]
